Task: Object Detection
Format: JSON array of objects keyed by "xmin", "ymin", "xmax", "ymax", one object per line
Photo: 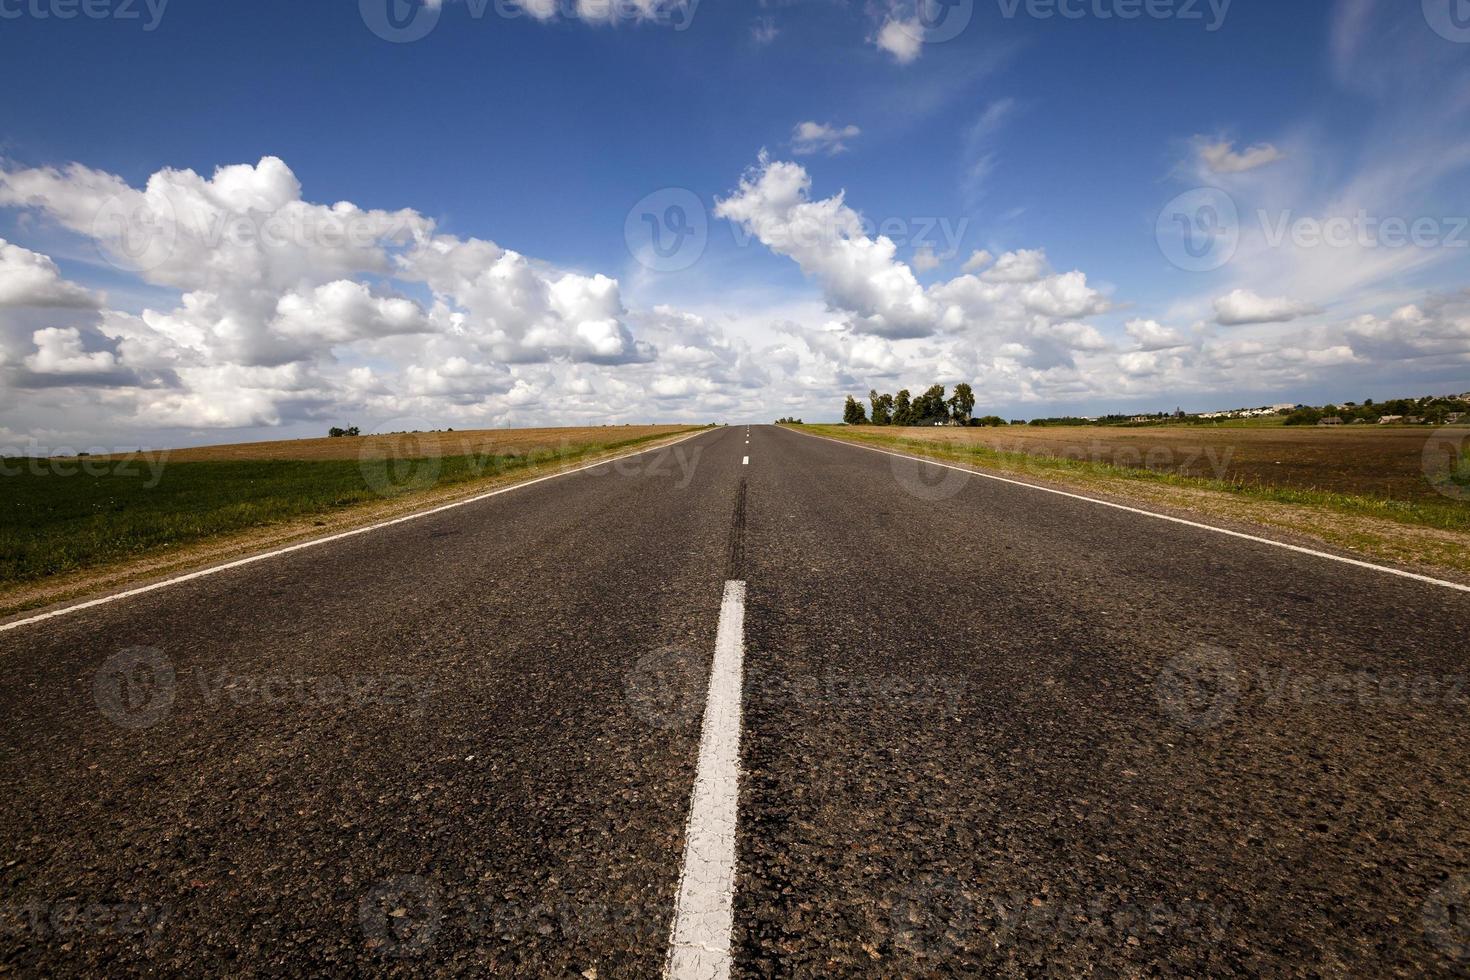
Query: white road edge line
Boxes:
[
  {"xmin": 0, "ymin": 429, "xmax": 713, "ymax": 633},
  {"xmin": 797, "ymin": 429, "xmax": 1470, "ymax": 595},
  {"xmin": 665, "ymin": 580, "xmax": 747, "ymax": 980}
]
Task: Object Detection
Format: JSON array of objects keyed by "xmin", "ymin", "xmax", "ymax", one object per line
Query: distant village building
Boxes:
[
  {"xmin": 1378, "ymin": 415, "xmax": 1404, "ymax": 424},
  {"xmin": 1318, "ymin": 417, "xmax": 1343, "ymax": 426},
  {"xmin": 1198, "ymin": 404, "xmax": 1291, "ymax": 420}
]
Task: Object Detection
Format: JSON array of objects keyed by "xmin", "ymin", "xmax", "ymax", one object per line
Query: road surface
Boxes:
[{"xmin": 2, "ymin": 424, "xmax": 1468, "ymax": 977}]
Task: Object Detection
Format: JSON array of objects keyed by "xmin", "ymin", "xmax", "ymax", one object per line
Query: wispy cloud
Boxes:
[
  {"xmin": 1197, "ymin": 138, "xmax": 1284, "ymax": 174},
  {"xmin": 791, "ymin": 121, "xmax": 861, "ymax": 156}
]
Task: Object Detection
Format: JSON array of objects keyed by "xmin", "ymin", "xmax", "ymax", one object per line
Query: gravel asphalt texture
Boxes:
[{"xmin": 2, "ymin": 424, "xmax": 1468, "ymax": 977}]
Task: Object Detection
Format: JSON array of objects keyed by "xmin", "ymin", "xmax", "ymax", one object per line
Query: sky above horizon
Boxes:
[{"xmin": 0, "ymin": 0, "xmax": 1468, "ymax": 449}]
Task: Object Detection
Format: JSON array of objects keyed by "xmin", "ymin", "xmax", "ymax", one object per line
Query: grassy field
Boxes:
[
  {"xmin": 803, "ymin": 423, "xmax": 1470, "ymax": 535},
  {"xmin": 825, "ymin": 423, "xmax": 1467, "ymax": 501},
  {"xmin": 1, "ymin": 425, "xmax": 695, "ymax": 589}
]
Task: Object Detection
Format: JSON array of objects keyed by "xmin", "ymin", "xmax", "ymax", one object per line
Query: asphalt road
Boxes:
[{"xmin": 2, "ymin": 424, "xmax": 1468, "ymax": 977}]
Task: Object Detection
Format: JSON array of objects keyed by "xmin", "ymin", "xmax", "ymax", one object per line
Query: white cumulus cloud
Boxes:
[{"xmin": 1214, "ymin": 288, "xmax": 1322, "ymax": 326}]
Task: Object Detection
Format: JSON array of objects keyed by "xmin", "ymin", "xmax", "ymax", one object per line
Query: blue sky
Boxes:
[{"xmin": 0, "ymin": 0, "xmax": 1467, "ymax": 446}]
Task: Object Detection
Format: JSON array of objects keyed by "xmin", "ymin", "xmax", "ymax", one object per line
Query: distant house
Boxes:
[
  {"xmin": 1449, "ymin": 412, "xmax": 1466, "ymax": 423},
  {"xmin": 1378, "ymin": 415, "xmax": 1404, "ymax": 424},
  {"xmin": 1404, "ymin": 416, "xmax": 1425, "ymax": 425},
  {"xmin": 1318, "ymin": 416, "xmax": 1344, "ymax": 426}
]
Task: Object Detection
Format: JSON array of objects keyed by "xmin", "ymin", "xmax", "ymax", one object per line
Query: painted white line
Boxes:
[
  {"xmin": 742, "ymin": 456, "xmax": 749, "ymax": 466},
  {"xmin": 0, "ymin": 429, "xmax": 713, "ymax": 633},
  {"xmin": 665, "ymin": 580, "xmax": 746, "ymax": 980},
  {"xmin": 798, "ymin": 430, "xmax": 1470, "ymax": 595}
]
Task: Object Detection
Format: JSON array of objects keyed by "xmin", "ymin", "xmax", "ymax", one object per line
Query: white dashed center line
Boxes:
[
  {"xmin": 665, "ymin": 580, "xmax": 747, "ymax": 980},
  {"xmin": 742, "ymin": 456, "xmax": 749, "ymax": 466}
]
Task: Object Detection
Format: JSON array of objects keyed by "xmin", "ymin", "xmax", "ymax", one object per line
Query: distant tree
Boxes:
[
  {"xmin": 1284, "ymin": 407, "xmax": 1323, "ymax": 426},
  {"xmin": 328, "ymin": 426, "xmax": 360, "ymax": 438},
  {"xmin": 843, "ymin": 396, "xmax": 868, "ymax": 425},
  {"xmin": 972, "ymin": 416, "xmax": 1007, "ymax": 427},
  {"xmin": 912, "ymin": 385, "xmax": 949, "ymax": 425},
  {"xmin": 948, "ymin": 383, "xmax": 976, "ymax": 424},
  {"xmin": 893, "ymin": 389, "xmax": 913, "ymax": 426},
  {"xmin": 869, "ymin": 390, "xmax": 894, "ymax": 426}
]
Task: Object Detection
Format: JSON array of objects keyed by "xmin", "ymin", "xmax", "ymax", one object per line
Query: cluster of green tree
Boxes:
[
  {"xmin": 328, "ymin": 426, "xmax": 362, "ymax": 437},
  {"xmin": 1285, "ymin": 394, "xmax": 1469, "ymax": 426},
  {"xmin": 775, "ymin": 417, "xmax": 804, "ymax": 425},
  {"xmin": 843, "ymin": 384, "xmax": 978, "ymax": 426}
]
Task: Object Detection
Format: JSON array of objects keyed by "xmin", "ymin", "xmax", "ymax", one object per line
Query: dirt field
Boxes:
[
  {"xmin": 853, "ymin": 424, "xmax": 1469, "ymax": 502},
  {"xmin": 100, "ymin": 425, "xmax": 693, "ymax": 463}
]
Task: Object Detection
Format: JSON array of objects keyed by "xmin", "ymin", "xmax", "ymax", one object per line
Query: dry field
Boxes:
[
  {"xmin": 859, "ymin": 424, "xmax": 1465, "ymax": 502},
  {"xmin": 117, "ymin": 424, "xmax": 690, "ymax": 463}
]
